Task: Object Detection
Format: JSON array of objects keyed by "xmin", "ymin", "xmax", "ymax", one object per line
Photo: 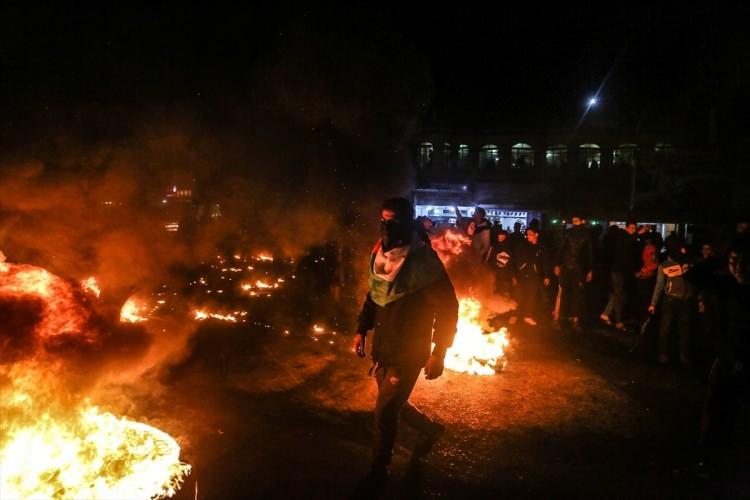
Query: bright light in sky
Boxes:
[{"xmin": 588, "ymin": 97, "xmax": 598, "ymax": 106}]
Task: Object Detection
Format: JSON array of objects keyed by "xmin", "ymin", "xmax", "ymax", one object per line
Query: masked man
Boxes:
[{"xmin": 352, "ymin": 197, "xmax": 458, "ymax": 491}]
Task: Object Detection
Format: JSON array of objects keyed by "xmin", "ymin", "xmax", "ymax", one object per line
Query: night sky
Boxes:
[{"xmin": 1, "ymin": 4, "xmax": 747, "ymax": 146}]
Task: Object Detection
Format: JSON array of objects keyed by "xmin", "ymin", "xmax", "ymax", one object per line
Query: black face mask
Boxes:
[{"xmin": 381, "ymin": 219, "xmax": 411, "ymax": 251}]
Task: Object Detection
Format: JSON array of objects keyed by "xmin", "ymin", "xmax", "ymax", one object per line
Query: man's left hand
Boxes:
[
  {"xmin": 585, "ymin": 271, "xmax": 593, "ymax": 282},
  {"xmin": 424, "ymin": 354, "xmax": 444, "ymax": 380}
]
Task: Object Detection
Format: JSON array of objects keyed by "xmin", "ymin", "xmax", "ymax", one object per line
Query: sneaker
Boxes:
[
  {"xmin": 599, "ymin": 313, "xmax": 612, "ymax": 325},
  {"xmin": 509, "ymin": 316, "xmax": 518, "ymax": 325},
  {"xmin": 658, "ymin": 354, "xmax": 670, "ymax": 365},
  {"xmin": 523, "ymin": 317, "xmax": 537, "ymax": 326}
]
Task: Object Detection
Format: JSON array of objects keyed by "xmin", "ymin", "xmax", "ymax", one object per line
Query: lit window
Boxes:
[
  {"xmin": 613, "ymin": 144, "xmax": 638, "ymax": 167},
  {"xmin": 417, "ymin": 142, "xmax": 433, "ymax": 169},
  {"xmin": 579, "ymin": 143, "xmax": 601, "ymax": 169},
  {"xmin": 478, "ymin": 144, "xmax": 499, "ymax": 169},
  {"xmin": 511, "ymin": 143, "xmax": 534, "ymax": 168},
  {"xmin": 457, "ymin": 144, "xmax": 469, "ymax": 168},
  {"xmin": 545, "ymin": 144, "xmax": 568, "ymax": 168},
  {"xmin": 655, "ymin": 142, "xmax": 674, "ymax": 153}
]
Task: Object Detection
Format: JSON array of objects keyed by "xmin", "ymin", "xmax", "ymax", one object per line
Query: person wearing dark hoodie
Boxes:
[
  {"xmin": 554, "ymin": 215, "xmax": 594, "ymax": 331},
  {"xmin": 685, "ymin": 242, "xmax": 750, "ymax": 483},
  {"xmin": 649, "ymin": 236, "xmax": 695, "ymax": 365},
  {"xmin": 601, "ymin": 220, "xmax": 639, "ymax": 330},
  {"xmin": 352, "ymin": 197, "xmax": 459, "ymax": 493},
  {"xmin": 490, "ymin": 229, "xmax": 513, "ymax": 295},
  {"xmin": 512, "ymin": 226, "xmax": 551, "ymax": 326}
]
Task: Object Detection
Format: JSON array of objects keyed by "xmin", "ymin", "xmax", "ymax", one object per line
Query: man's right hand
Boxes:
[
  {"xmin": 648, "ymin": 305, "xmax": 656, "ymax": 315},
  {"xmin": 352, "ymin": 333, "xmax": 366, "ymax": 358},
  {"xmin": 554, "ymin": 266, "xmax": 561, "ymax": 277}
]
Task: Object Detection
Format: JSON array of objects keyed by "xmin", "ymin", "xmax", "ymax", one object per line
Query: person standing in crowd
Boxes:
[
  {"xmin": 352, "ymin": 197, "xmax": 458, "ymax": 493},
  {"xmin": 467, "ymin": 207, "xmax": 492, "ymax": 263},
  {"xmin": 650, "ymin": 225, "xmax": 664, "ymax": 255},
  {"xmin": 686, "ymin": 242, "xmax": 750, "ymax": 483},
  {"xmin": 508, "ymin": 221, "xmax": 525, "ymax": 254},
  {"xmin": 512, "ymin": 226, "xmax": 551, "ymax": 326},
  {"xmin": 491, "ymin": 220, "xmax": 502, "ymax": 242},
  {"xmin": 415, "ymin": 216, "xmax": 434, "ymax": 244},
  {"xmin": 639, "ymin": 224, "xmax": 664, "ymax": 255},
  {"xmin": 554, "ymin": 215, "xmax": 594, "ymax": 331},
  {"xmin": 601, "ymin": 220, "xmax": 639, "ymax": 330},
  {"xmin": 649, "ymin": 236, "xmax": 695, "ymax": 366},
  {"xmin": 634, "ymin": 236, "xmax": 659, "ymax": 325},
  {"xmin": 490, "ymin": 229, "xmax": 513, "ymax": 296},
  {"xmin": 696, "ymin": 242, "xmax": 721, "ymax": 362}
]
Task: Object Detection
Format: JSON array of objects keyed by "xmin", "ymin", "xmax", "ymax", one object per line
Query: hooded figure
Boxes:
[{"xmin": 352, "ymin": 197, "xmax": 458, "ymax": 492}]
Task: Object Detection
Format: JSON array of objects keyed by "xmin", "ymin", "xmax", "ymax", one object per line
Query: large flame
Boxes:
[
  {"xmin": 0, "ymin": 258, "xmax": 190, "ymax": 499},
  {"xmin": 0, "ymin": 366, "xmax": 190, "ymax": 500},
  {"xmin": 444, "ymin": 297, "xmax": 510, "ymax": 375}
]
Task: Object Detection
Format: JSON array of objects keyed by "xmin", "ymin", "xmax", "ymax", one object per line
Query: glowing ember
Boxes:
[
  {"xmin": 444, "ymin": 298, "xmax": 510, "ymax": 375},
  {"xmin": 430, "ymin": 228, "xmax": 471, "ymax": 264},
  {"xmin": 120, "ymin": 297, "xmax": 149, "ymax": 323},
  {"xmin": 312, "ymin": 324, "xmax": 325, "ymax": 334},
  {"xmin": 193, "ymin": 309, "xmax": 245, "ymax": 322},
  {"xmin": 241, "ymin": 279, "xmax": 281, "ymax": 295},
  {"xmin": 81, "ymin": 276, "xmax": 101, "ymax": 298},
  {"xmin": 255, "ymin": 254, "xmax": 274, "ymax": 262}
]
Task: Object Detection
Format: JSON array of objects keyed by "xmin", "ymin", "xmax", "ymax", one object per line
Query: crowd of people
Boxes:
[{"xmin": 416, "ymin": 208, "xmax": 750, "ymax": 370}]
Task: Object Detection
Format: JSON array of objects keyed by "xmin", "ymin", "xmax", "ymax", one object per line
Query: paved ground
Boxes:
[{"xmin": 129, "ymin": 314, "xmax": 741, "ymax": 499}]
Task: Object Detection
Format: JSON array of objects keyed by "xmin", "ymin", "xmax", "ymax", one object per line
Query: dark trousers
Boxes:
[
  {"xmin": 658, "ymin": 296, "xmax": 692, "ymax": 359},
  {"xmin": 560, "ymin": 269, "xmax": 586, "ymax": 319},
  {"xmin": 494, "ymin": 269, "xmax": 512, "ymax": 296},
  {"xmin": 635, "ymin": 276, "xmax": 656, "ymax": 324},
  {"xmin": 701, "ymin": 358, "xmax": 749, "ymax": 471},
  {"xmin": 603, "ymin": 271, "xmax": 626, "ymax": 323},
  {"xmin": 517, "ymin": 275, "xmax": 542, "ymax": 318},
  {"xmin": 373, "ymin": 364, "xmax": 435, "ymax": 468}
]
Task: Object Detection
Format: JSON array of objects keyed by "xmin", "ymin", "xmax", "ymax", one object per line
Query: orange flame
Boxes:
[
  {"xmin": 444, "ymin": 298, "xmax": 510, "ymax": 375},
  {"xmin": 81, "ymin": 277, "xmax": 101, "ymax": 298},
  {"xmin": 0, "ymin": 366, "xmax": 190, "ymax": 499},
  {"xmin": 120, "ymin": 297, "xmax": 149, "ymax": 323},
  {"xmin": 193, "ymin": 309, "xmax": 246, "ymax": 322},
  {"xmin": 0, "ymin": 259, "xmax": 190, "ymax": 498},
  {"xmin": 430, "ymin": 228, "xmax": 471, "ymax": 264},
  {"xmin": 0, "ymin": 261, "xmax": 96, "ymax": 347}
]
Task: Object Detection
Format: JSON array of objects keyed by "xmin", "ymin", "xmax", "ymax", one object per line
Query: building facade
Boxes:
[{"xmin": 411, "ymin": 128, "xmax": 723, "ymax": 229}]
